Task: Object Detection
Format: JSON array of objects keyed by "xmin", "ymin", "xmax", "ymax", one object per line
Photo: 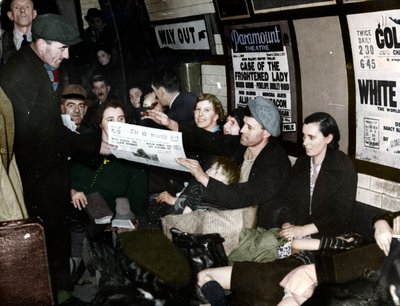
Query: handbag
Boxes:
[
  {"xmin": 170, "ymin": 227, "xmax": 229, "ymax": 274},
  {"xmin": 162, "ymin": 206, "xmax": 258, "ymax": 255}
]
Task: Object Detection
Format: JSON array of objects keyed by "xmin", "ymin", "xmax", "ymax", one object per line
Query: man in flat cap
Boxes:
[
  {"xmin": 177, "ymin": 96, "xmax": 291, "ymax": 228},
  {"xmin": 0, "ymin": 13, "xmax": 114, "ymax": 304},
  {"xmin": 60, "ymin": 84, "xmax": 88, "ymax": 133}
]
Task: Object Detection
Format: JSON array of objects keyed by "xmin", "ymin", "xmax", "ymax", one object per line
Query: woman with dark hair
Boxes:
[
  {"xmin": 70, "ymin": 99, "xmax": 148, "ymax": 217},
  {"xmin": 196, "ymin": 112, "xmax": 358, "ymax": 306},
  {"xmin": 93, "ymin": 44, "xmax": 124, "ymax": 101}
]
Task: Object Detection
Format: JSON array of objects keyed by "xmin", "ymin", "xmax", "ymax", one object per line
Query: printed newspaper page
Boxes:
[{"xmin": 108, "ymin": 122, "xmax": 189, "ymax": 172}]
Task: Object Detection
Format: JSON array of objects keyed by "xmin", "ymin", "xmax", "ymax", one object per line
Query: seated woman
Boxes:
[
  {"xmin": 143, "ymin": 93, "xmax": 226, "ymax": 133},
  {"xmin": 93, "ymin": 43, "xmax": 124, "ymax": 101},
  {"xmin": 196, "ymin": 112, "xmax": 358, "ymax": 306},
  {"xmin": 144, "ymin": 93, "xmax": 227, "ymax": 197},
  {"xmin": 70, "ymin": 99, "xmax": 148, "ymax": 218}
]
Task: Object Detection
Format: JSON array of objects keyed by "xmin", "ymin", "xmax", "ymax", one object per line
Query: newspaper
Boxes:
[{"xmin": 108, "ymin": 122, "xmax": 189, "ymax": 172}]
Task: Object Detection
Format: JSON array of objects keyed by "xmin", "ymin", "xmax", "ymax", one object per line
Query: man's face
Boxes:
[
  {"xmin": 92, "ymin": 81, "xmax": 110, "ymax": 103},
  {"xmin": 240, "ymin": 116, "xmax": 268, "ymax": 147},
  {"xmin": 7, "ymin": 0, "xmax": 36, "ymax": 28},
  {"xmin": 40, "ymin": 40, "xmax": 69, "ymax": 68},
  {"xmin": 151, "ymin": 85, "xmax": 168, "ymax": 107},
  {"xmin": 60, "ymin": 99, "xmax": 87, "ymax": 126},
  {"xmin": 91, "ymin": 17, "xmax": 105, "ymax": 32}
]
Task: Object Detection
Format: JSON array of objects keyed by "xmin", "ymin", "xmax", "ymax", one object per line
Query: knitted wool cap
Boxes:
[
  {"xmin": 32, "ymin": 14, "xmax": 81, "ymax": 46},
  {"xmin": 248, "ymin": 96, "xmax": 281, "ymax": 137}
]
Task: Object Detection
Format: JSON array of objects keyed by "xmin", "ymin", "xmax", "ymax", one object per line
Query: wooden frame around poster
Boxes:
[
  {"xmin": 251, "ymin": 0, "xmax": 336, "ymax": 14},
  {"xmin": 224, "ymin": 21, "xmax": 298, "ymax": 143},
  {"xmin": 214, "ymin": 0, "xmax": 250, "ymax": 21},
  {"xmin": 343, "ymin": 0, "xmax": 372, "ymax": 3}
]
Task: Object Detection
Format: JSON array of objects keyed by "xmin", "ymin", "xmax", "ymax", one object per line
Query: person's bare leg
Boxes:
[
  {"xmin": 277, "ymin": 292, "xmax": 308, "ymax": 306},
  {"xmin": 197, "ymin": 266, "xmax": 233, "ymax": 289}
]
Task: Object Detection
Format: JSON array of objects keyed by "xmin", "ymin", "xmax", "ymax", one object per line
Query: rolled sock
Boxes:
[
  {"xmin": 319, "ymin": 236, "xmax": 358, "ymax": 250},
  {"xmin": 201, "ymin": 280, "xmax": 228, "ymax": 306}
]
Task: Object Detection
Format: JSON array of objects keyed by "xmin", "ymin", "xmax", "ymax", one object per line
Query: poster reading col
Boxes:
[
  {"xmin": 227, "ymin": 22, "xmax": 297, "ymax": 137},
  {"xmin": 348, "ymin": 10, "xmax": 400, "ymax": 169}
]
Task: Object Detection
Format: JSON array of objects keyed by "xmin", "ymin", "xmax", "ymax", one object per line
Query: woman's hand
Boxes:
[
  {"xmin": 156, "ymin": 191, "xmax": 176, "ymax": 206},
  {"xmin": 374, "ymin": 219, "xmax": 393, "ymax": 256},
  {"xmin": 176, "ymin": 157, "xmax": 209, "ymax": 187},
  {"xmin": 279, "ymin": 224, "xmax": 303, "ymax": 240},
  {"xmin": 70, "ymin": 189, "xmax": 88, "ymax": 210}
]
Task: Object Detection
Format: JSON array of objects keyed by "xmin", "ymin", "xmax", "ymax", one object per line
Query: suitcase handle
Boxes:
[{"xmin": 0, "ymin": 217, "xmax": 43, "ymax": 228}]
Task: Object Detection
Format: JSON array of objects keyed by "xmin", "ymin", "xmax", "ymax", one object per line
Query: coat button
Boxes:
[{"xmin": 0, "ymin": 148, "xmax": 6, "ymax": 153}]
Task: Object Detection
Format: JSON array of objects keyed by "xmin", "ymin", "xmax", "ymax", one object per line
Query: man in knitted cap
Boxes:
[
  {"xmin": 177, "ymin": 96, "xmax": 290, "ymax": 228},
  {"xmin": 0, "ymin": 13, "xmax": 115, "ymax": 305}
]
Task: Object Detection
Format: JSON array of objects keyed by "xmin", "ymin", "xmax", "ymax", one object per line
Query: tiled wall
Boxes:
[
  {"xmin": 77, "ymin": 0, "xmax": 400, "ymax": 213},
  {"xmin": 357, "ymin": 174, "xmax": 400, "ymax": 211},
  {"xmin": 80, "ymin": 0, "xmax": 101, "ymax": 28},
  {"xmin": 201, "ymin": 64, "xmax": 227, "ymax": 110}
]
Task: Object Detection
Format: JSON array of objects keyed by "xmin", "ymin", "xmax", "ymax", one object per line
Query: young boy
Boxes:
[{"xmin": 156, "ymin": 156, "xmax": 240, "ymax": 213}]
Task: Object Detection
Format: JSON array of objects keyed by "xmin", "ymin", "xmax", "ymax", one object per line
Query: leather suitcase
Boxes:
[
  {"xmin": 0, "ymin": 219, "xmax": 54, "ymax": 306},
  {"xmin": 315, "ymin": 242, "xmax": 386, "ymax": 284}
]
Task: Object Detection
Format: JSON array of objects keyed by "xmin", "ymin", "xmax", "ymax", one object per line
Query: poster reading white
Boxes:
[
  {"xmin": 348, "ymin": 10, "xmax": 400, "ymax": 169},
  {"xmin": 108, "ymin": 122, "xmax": 189, "ymax": 172},
  {"xmin": 230, "ymin": 25, "xmax": 295, "ymax": 133}
]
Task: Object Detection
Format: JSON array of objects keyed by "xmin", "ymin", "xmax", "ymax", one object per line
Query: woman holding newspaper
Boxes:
[{"xmin": 69, "ymin": 100, "xmax": 148, "ymax": 217}]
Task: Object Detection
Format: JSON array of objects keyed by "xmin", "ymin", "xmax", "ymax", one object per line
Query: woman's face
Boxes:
[
  {"xmin": 97, "ymin": 50, "xmax": 111, "ymax": 66},
  {"xmin": 194, "ymin": 100, "xmax": 219, "ymax": 131},
  {"xmin": 302, "ymin": 122, "xmax": 332, "ymax": 163},
  {"xmin": 223, "ymin": 115, "xmax": 240, "ymax": 135},
  {"xmin": 100, "ymin": 107, "xmax": 125, "ymax": 141}
]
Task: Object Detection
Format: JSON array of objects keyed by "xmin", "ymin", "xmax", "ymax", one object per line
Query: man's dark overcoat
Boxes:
[
  {"xmin": 0, "ymin": 45, "xmax": 100, "ymax": 291},
  {"xmin": 166, "ymin": 91, "xmax": 196, "ymax": 126},
  {"xmin": 204, "ymin": 138, "xmax": 291, "ymax": 227}
]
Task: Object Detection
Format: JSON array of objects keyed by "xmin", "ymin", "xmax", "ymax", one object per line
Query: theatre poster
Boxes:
[
  {"xmin": 347, "ymin": 10, "xmax": 400, "ymax": 169},
  {"xmin": 224, "ymin": 21, "xmax": 297, "ymax": 141}
]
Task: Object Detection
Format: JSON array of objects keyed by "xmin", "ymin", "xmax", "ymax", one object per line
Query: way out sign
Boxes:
[{"xmin": 154, "ymin": 19, "xmax": 210, "ymax": 50}]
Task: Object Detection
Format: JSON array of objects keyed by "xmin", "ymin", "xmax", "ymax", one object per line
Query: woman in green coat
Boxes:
[{"xmin": 70, "ymin": 100, "xmax": 148, "ymax": 217}]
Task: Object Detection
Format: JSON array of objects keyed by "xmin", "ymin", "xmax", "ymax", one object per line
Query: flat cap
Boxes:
[
  {"xmin": 32, "ymin": 14, "xmax": 82, "ymax": 46},
  {"xmin": 61, "ymin": 84, "xmax": 86, "ymax": 101},
  {"xmin": 248, "ymin": 96, "xmax": 281, "ymax": 137}
]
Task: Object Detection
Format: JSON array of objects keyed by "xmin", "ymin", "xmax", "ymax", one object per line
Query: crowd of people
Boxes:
[{"xmin": 1, "ymin": 1, "xmax": 400, "ymax": 306}]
